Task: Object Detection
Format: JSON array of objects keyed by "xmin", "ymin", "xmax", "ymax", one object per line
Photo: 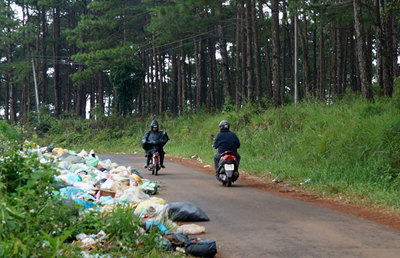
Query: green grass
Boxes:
[{"xmin": 29, "ymin": 87, "xmax": 400, "ymax": 213}]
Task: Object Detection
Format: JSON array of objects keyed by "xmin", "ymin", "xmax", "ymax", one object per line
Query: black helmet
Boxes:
[
  {"xmin": 151, "ymin": 120, "xmax": 159, "ymax": 130},
  {"xmin": 219, "ymin": 120, "xmax": 230, "ymax": 130}
]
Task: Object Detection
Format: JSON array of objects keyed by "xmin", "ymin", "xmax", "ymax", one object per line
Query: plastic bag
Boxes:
[
  {"xmin": 185, "ymin": 240, "xmax": 217, "ymax": 258},
  {"xmin": 62, "ymin": 155, "xmax": 85, "ymax": 164},
  {"xmin": 78, "ymin": 149, "xmax": 88, "ymax": 157},
  {"xmin": 74, "ymin": 199, "xmax": 96, "ymax": 209},
  {"xmin": 136, "ymin": 197, "xmax": 165, "ymax": 211},
  {"xmin": 117, "ymin": 187, "xmax": 149, "ymax": 203},
  {"xmin": 139, "ymin": 180, "xmax": 158, "ymax": 195},
  {"xmin": 98, "ymin": 159, "xmax": 113, "ymax": 170},
  {"xmin": 66, "ymin": 174, "xmax": 82, "ymax": 183},
  {"xmin": 59, "ymin": 186, "xmax": 84, "ymax": 198},
  {"xmin": 135, "ymin": 203, "xmax": 169, "ymax": 223},
  {"xmin": 177, "ymin": 224, "xmax": 206, "ymax": 235},
  {"xmin": 111, "ymin": 166, "xmax": 131, "ymax": 175},
  {"xmin": 85, "ymin": 156, "xmax": 100, "ymax": 167},
  {"xmin": 167, "ymin": 202, "xmax": 210, "ymax": 221},
  {"xmin": 146, "ymin": 220, "xmax": 169, "ymax": 234},
  {"xmin": 130, "ymin": 174, "xmax": 142, "ymax": 185}
]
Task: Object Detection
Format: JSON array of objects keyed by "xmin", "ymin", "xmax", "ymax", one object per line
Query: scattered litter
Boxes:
[
  {"xmin": 272, "ymin": 177, "xmax": 282, "ymax": 183},
  {"xmin": 185, "ymin": 239, "xmax": 217, "ymax": 257},
  {"xmin": 177, "ymin": 224, "xmax": 206, "ymax": 234},
  {"xmin": 167, "ymin": 202, "xmax": 210, "ymax": 222},
  {"xmin": 21, "ymin": 145, "xmax": 217, "ymax": 256},
  {"xmin": 139, "ymin": 180, "xmax": 158, "ymax": 195},
  {"xmin": 299, "ymin": 178, "xmax": 311, "ymax": 185}
]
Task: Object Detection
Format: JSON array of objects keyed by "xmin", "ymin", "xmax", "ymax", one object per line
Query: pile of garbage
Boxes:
[{"xmin": 36, "ymin": 145, "xmax": 217, "ymax": 257}]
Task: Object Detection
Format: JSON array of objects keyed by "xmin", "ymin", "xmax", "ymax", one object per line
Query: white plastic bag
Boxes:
[{"xmin": 177, "ymin": 224, "xmax": 206, "ymax": 234}]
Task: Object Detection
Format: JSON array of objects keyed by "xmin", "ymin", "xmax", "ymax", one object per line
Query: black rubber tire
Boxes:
[
  {"xmin": 227, "ymin": 177, "xmax": 232, "ymax": 187},
  {"xmin": 154, "ymin": 156, "xmax": 159, "ymax": 176}
]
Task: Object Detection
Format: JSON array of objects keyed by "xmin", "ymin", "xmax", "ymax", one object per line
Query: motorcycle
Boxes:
[
  {"xmin": 216, "ymin": 151, "xmax": 239, "ymax": 187},
  {"xmin": 147, "ymin": 151, "xmax": 161, "ymax": 176},
  {"xmin": 211, "ymin": 134, "xmax": 240, "ymax": 187}
]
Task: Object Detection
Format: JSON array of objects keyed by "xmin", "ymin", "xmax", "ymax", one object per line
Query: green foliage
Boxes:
[{"xmin": 109, "ymin": 58, "xmax": 145, "ymax": 115}]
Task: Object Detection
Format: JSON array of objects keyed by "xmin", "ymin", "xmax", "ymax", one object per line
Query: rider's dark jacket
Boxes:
[
  {"xmin": 213, "ymin": 128, "xmax": 240, "ymax": 154},
  {"xmin": 141, "ymin": 120, "xmax": 169, "ymax": 155}
]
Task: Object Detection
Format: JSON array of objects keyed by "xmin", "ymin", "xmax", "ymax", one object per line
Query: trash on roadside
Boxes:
[
  {"xmin": 139, "ymin": 180, "xmax": 158, "ymax": 195},
  {"xmin": 167, "ymin": 202, "xmax": 210, "ymax": 222},
  {"xmin": 146, "ymin": 220, "xmax": 169, "ymax": 234},
  {"xmin": 185, "ymin": 239, "xmax": 217, "ymax": 257},
  {"xmin": 177, "ymin": 224, "xmax": 206, "ymax": 235},
  {"xmin": 74, "ymin": 230, "xmax": 106, "ymax": 250},
  {"xmin": 136, "ymin": 197, "xmax": 166, "ymax": 211},
  {"xmin": 135, "ymin": 203, "xmax": 169, "ymax": 223},
  {"xmin": 299, "ymin": 178, "xmax": 311, "ymax": 185},
  {"xmin": 85, "ymin": 156, "xmax": 100, "ymax": 167},
  {"xmin": 116, "ymin": 187, "xmax": 149, "ymax": 203},
  {"xmin": 21, "ymin": 144, "xmax": 217, "ymax": 256}
]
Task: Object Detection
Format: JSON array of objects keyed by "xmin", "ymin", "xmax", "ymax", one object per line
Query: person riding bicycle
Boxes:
[
  {"xmin": 142, "ymin": 120, "xmax": 169, "ymax": 168},
  {"xmin": 213, "ymin": 120, "xmax": 240, "ymax": 173}
]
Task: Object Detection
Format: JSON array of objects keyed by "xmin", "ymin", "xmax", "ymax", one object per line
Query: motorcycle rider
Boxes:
[
  {"xmin": 213, "ymin": 120, "xmax": 240, "ymax": 173},
  {"xmin": 142, "ymin": 120, "xmax": 169, "ymax": 168}
]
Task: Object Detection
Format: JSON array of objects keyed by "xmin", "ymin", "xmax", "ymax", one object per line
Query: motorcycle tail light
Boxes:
[{"xmin": 222, "ymin": 155, "xmax": 236, "ymax": 161}]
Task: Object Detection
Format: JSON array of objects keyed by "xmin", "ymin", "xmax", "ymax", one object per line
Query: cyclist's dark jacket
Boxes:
[{"xmin": 141, "ymin": 120, "xmax": 169, "ymax": 155}]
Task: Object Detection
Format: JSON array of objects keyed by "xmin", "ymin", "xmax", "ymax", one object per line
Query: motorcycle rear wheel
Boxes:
[
  {"xmin": 153, "ymin": 156, "xmax": 158, "ymax": 175},
  {"xmin": 226, "ymin": 177, "xmax": 232, "ymax": 187}
]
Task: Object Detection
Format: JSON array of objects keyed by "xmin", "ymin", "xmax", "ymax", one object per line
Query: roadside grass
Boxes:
[{"xmin": 29, "ymin": 89, "xmax": 400, "ymax": 213}]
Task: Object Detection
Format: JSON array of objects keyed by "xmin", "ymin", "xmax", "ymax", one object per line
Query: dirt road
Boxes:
[{"xmin": 100, "ymin": 154, "xmax": 400, "ymax": 258}]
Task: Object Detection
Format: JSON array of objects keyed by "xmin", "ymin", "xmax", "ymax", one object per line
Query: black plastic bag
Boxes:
[
  {"xmin": 185, "ymin": 240, "xmax": 217, "ymax": 258},
  {"xmin": 167, "ymin": 202, "xmax": 210, "ymax": 221}
]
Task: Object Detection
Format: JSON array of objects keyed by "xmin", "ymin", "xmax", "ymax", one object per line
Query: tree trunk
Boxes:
[
  {"xmin": 240, "ymin": 2, "xmax": 247, "ymax": 105},
  {"xmin": 349, "ymin": 28, "xmax": 359, "ymax": 92},
  {"xmin": 381, "ymin": 0, "xmax": 394, "ymax": 96},
  {"xmin": 245, "ymin": 0, "xmax": 254, "ymax": 101},
  {"xmin": 392, "ymin": 17, "xmax": 399, "ymax": 77},
  {"xmin": 26, "ymin": 7, "xmax": 32, "ymax": 114},
  {"xmin": 41, "ymin": 5, "xmax": 47, "ymax": 104},
  {"xmin": 374, "ymin": 0, "xmax": 384, "ymax": 93},
  {"xmin": 187, "ymin": 58, "xmax": 194, "ymax": 110},
  {"xmin": 97, "ymin": 71, "xmax": 104, "ymax": 111},
  {"xmin": 171, "ymin": 53, "xmax": 178, "ymax": 115},
  {"xmin": 180, "ymin": 41, "xmax": 186, "ymax": 112},
  {"xmin": 150, "ymin": 51, "xmax": 154, "ymax": 115},
  {"xmin": 181, "ymin": 43, "xmax": 186, "ymax": 111},
  {"xmin": 319, "ymin": 21, "xmax": 326, "ymax": 99},
  {"xmin": 53, "ymin": 5, "xmax": 61, "ymax": 117},
  {"xmin": 366, "ymin": 29, "xmax": 373, "ymax": 84},
  {"xmin": 235, "ymin": 2, "xmax": 241, "ymax": 107},
  {"xmin": 353, "ymin": 0, "xmax": 374, "ymax": 100},
  {"xmin": 271, "ymin": 0, "xmax": 281, "ymax": 107},
  {"xmin": 300, "ymin": 14, "xmax": 311, "ymax": 98},
  {"xmin": 6, "ymin": 0, "xmax": 14, "ymax": 122},
  {"xmin": 281, "ymin": 0, "xmax": 287, "ymax": 102},
  {"xmin": 217, "ymin": 24, "xmax": 231, "ymax": 101},
  {"xmin": 208, "ymin": 37, "xmax": 216, "ymax": 110},
  {"xmin": 251, "ymin": 0, "xmax": 261, "ymax": 100},
  {"xmin": 153, "ymin": 46, "xmax": 159, "ymax": 114}
]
